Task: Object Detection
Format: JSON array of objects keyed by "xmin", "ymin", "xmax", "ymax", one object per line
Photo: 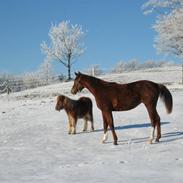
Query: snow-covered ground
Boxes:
[{"xmin": 0, "ymin": 66, "xmax": 183, "ymax": 183}]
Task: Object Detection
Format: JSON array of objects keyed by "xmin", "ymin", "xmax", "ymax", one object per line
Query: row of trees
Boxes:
[
  {"xmin": 85, "ymin": 60, "xmax": 175, "ymax": 76},
  {"xmin": 1, "ymin": 58, "xmax": 176, "ymax": 93}
]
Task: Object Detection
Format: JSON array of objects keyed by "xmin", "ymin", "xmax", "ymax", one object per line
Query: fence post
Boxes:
[
  {"xmin": 182, "ymin": 64, "xmax": 183, "ymax": 84},
  {"xmin": 92, "ymin": 67, "xmax": 95, "ymax": 76}
]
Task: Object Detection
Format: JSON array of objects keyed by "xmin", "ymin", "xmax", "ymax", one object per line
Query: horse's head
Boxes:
[
  {"xmin": 55, "ymin": 95, "xmax": 65, "ymax": 111},
  {"xmin": 71, "ymin": 72, "xmax": 84, "ymax": 95}
]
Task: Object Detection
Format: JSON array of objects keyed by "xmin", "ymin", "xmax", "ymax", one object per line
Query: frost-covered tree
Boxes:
[
  {"xmin": 38, "ymin": 59, "xmax": 54, "ymax": 85},
  {"xmin": 41, "ymin": 21, "xmax": 85, "ymax": 80},
  {"xmin": 143, "ymin": 0, "xmax": 183, "ymax": 83},
  {"xmin": 143, "ymin": 0, "xmax": 183, "ymax": 59}
]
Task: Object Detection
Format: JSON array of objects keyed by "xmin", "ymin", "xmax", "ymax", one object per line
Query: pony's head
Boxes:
[
  {"xmin": 55, "ymin": 95, "xmax": 65, "ymax": 111},
  {"xmin": 71, "ymin": 72, "xmax": 84, "ymax": 95}
]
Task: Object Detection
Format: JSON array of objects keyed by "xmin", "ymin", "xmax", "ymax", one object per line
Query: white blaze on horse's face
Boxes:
[{"xmin": 71, "ymin": 73, "xmax": 84, "ymax": 94}]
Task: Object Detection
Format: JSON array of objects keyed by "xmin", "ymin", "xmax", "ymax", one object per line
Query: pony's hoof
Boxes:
[
  {"xmin": 148, "ymin": 139, "xmax": 153, "ymax": 144},
  {"xmin": 101, "ymin": 139, "xmax": 106, "ymax": 144},
  {"xmin": 155, "ymin": 138, "xmax": 160, "ymax": 143}
]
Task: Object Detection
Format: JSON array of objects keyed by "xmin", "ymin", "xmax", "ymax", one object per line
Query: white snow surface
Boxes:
[{"xmin": 0, "ymin": 66, "xmax": 183, "ymax": 183}]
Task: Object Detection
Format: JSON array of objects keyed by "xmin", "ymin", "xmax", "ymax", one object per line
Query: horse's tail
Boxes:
[{"xmin": 158, "ymin": 84, "xmax": 173, "ymax": 114}]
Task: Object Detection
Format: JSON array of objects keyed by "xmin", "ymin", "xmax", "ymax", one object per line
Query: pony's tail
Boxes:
[
  {"xmin": 159, "ymin": 84, "xmax": 173, "ymax": 114},
  {"xmin": 89, "ymin": 99, "xmax": 94, "ymax": 122}
]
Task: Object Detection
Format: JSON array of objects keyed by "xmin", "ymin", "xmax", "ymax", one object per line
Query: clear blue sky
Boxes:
[{"xmin": 0, "ymin": 0, "xmax": 172, "ymax": 75}]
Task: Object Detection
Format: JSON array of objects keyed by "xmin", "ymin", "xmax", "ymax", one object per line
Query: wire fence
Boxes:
[{"xmin": 0, "ymin": 74, "xmax": 65, "ymax": 94}]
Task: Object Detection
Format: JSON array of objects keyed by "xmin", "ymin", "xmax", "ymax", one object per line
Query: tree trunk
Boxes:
[{"xmin": 67, "ymin": 52, "xmax": 72, "ymax": 81}]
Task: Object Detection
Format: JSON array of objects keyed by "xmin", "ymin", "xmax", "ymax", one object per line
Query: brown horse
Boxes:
[
  {"xmin": 55, "ymin": 95, "xmax": 94, "ymax": 134},
  {"xmin": 71, "ymin": 72, "xmax": 173, "ymax": 145}
]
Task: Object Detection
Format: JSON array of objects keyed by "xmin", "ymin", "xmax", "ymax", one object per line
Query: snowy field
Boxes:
[{"xmin": 0, "ymin": 66, "xmax": 183, "ymax": 183}]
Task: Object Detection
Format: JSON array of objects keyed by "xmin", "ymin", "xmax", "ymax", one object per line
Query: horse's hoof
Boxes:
[
  {"xmin": 114, "ymin": 142, "xmax": 118, "ymax": 145},
  {"xmin": 155, "ymin": 138, "xmax": 160, "ymax": 143}
]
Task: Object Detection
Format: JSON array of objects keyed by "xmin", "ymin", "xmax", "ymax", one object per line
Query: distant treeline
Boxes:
[
  {"xmin": 86, "ymin": 60, "xmax": 177, "ymax": 76},
  {"xmin": 0, "ymin": 60, "xmax": 178, "ymax": 94}
]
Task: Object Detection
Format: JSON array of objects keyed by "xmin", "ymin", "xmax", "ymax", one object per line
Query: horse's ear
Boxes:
[
  {"xmin": 75, "ymin": 72, "xmax": 78, "ymax": 76},
  {"xmin": 75, "ymin": 71, "xmax": 82, "ymax": 76}
]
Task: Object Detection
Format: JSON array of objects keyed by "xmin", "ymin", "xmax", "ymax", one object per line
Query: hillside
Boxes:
[{"xmin": 0, "ymin": 66, "xmax": 183, "ymax": 183}]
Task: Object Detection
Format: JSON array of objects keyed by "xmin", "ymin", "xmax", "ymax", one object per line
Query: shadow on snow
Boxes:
[{"xmin": 80, "ymin": 122, "xmax": 183, "ymax": 144}]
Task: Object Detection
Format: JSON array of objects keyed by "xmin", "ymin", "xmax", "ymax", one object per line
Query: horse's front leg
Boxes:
[
  {"xmin": 101, "ymin": 111, "xmax": 118, "ymax": 145},
  {"xmin": 101, "ymin": 119, "xmax": 108, "ymax": 144}
]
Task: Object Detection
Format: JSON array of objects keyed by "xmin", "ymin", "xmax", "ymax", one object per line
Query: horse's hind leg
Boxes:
[
  {"xmin": 146, "ymin": 105, "xmax": 161, "ymax": 144},
  {"xmin": 155, "ymin": 118, "xmax": 161, "ymax": 142}
]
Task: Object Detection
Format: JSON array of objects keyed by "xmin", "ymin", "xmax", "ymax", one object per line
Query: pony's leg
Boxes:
[
  {"xmin": 102, "ymin": 111, "xmax": 118, "ymax": 145},
  {"xmin": 90, "ymin": 120, "xmax": 94, "ymax": 131},
  {"xmin": 83, "ymin": 118, "xmax": 88, "ymax": 131},
  {"xmin": 71, "ymin": 116, "xmax": 77, "ymax": 134},
  {"xmin": 68, "ymin": 115, "xmax": 72, "ymax": 134},
  {"xmin": 89, "ymin": 112, "xmax": 94, "ymax": 131}
]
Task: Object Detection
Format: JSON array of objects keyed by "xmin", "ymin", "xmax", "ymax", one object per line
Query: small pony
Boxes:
[{"xmin": 55, "ymin": 95, "xmax": 94, "ymax": 134}]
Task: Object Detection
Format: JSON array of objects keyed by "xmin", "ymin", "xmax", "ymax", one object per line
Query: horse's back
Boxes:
[
  {"xmin": 107, "ymin": 80, "xmax": 160, "ymax": 111},
  {"xmin": 127, "ymin": 80, "xmax": 160, "ymax": 104}
]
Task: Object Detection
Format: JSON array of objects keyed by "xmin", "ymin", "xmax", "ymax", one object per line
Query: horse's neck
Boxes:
[{"xmin": 81, "ymin": 76, "xmax": 100, "ymax": 95}]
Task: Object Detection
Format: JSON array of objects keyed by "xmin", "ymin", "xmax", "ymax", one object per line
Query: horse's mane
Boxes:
[
  {"xmin": 81, "ymin": 73, "xmax": 117, "ymax": 86},
  {"xmin": 63, "ymin": 96, "xmax": 77, "ymax": 109}
]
